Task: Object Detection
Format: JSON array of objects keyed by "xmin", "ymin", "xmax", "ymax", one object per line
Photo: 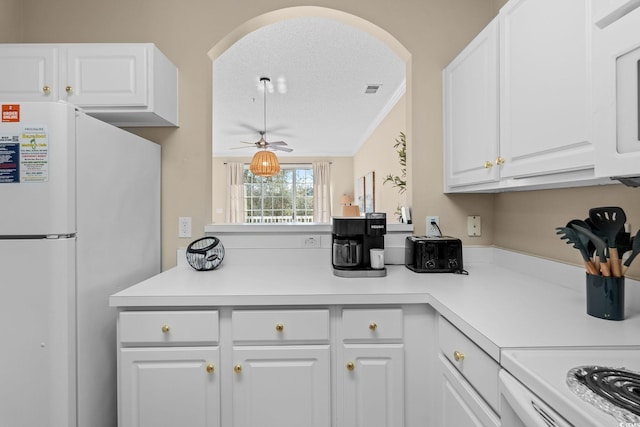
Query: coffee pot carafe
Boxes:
[{"xmin": 332, "ymin": 239, "xmax": 362, "ymax": 267}]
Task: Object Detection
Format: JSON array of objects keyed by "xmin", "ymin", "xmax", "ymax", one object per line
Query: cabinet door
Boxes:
[
  {"xmin": 232, "ymin": 345, "xmax": 330, "ymax": 427},
  {"xmin": 439, "ymin": 356, "xmax": 499, "ymax": 427},
  {"xmin": 64, "ymin": 45, "xmax": 148, "ymax": 107},
  {"xmin": 119, "ymin": 347, "xmax": 220, "ymax": 427},
  {"xmin": 499, "ymin": 0, "xmax": 594, "ymax": 179},
  {"xmin": 340, "ymin": 344, "xmax": 404, "ymax": 427},
  {"xmin": 443, "ymin": 18, "xmax": 500, "ymax": 190},
  {"xmin": 0, "ymin": 45, "xmax": 58, "ymax": 100}
]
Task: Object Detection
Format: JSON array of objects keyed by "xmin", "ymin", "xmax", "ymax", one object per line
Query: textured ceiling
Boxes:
[{"xmin": 212, "ymin": 16, "xmax": 406, "ymax": 158}]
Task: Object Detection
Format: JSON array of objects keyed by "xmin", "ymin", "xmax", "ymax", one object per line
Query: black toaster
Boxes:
[{"xmin": 405, "ymin": 236, "xmax": 463, "ymax": 273}]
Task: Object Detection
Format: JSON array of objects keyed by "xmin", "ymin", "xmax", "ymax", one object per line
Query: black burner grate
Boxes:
[{"xmin": 573, "ymin": 367, "xmax": 640, "ymax": 416}]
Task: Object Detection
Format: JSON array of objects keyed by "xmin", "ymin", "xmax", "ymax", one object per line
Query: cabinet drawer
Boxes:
[
  {"xmin": 342, "ymin": 308, "xmax": 403, "ymax": 342},
  {"xmin": 232, "ymin": 309, "xmax": 330, "ymax": 343},
  {"xmin": 119, "ymin": 311, "xmax": 219, "ymax": 346},
  {"xmin": 438, "ymin": 316, "xmax": 499, "ymax": 411}
]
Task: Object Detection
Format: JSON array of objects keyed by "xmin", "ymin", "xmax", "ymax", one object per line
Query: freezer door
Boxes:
[
  {"xmin": 0, "ymin": 237, "xmax": 76, "ymax": 427},
  {"xmin": 0, "ymin": 102, "xmax": 76, "ymax": 235}
]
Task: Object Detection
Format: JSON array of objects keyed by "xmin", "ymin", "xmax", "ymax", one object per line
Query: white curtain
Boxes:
[
  {"xmin": 226, "ymin": 162, "xmax": 245, "ymax": 223},
  {"xmin": 313, "ymin": 161, "xmax": 331, "ymax": 223}
]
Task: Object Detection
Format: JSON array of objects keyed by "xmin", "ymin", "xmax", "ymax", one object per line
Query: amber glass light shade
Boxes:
[{"xmin": 250, "ymin": 150, "xmax": 280, "ymax": 176}]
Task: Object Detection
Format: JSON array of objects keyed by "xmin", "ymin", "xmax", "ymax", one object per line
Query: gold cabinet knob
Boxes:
[
  {"xmin": 161, "ymin": 325, "xmax": 170, "ymax": 334},
  {"xmin": 346, "ymin": 361, "xmax": 355, "ymax": 371},
  {"xmin": 369, "ymin": 322, "xmax": 378, "ymax": 331},
  {"xmin": 42, "ymin": 85, "xmax": 51, "ymax": 94},
  {"xmin": 453, "ymin": 350, "xmax": 465, "ymax": 362},
  {"xmin": 483, "ymin": 161, "xmax": 493, "ymax": 169},
  {"xmin": 206, "ymin": 364, "xmax": 215, "ymax": 374},
  {"xmin": 65, "ymin": 85, "xmax": 73, "ymax": 94},
  {"xmin": 495, "ymin": 157, "xmax": 505, "ymax": 165},
  {"xmin": 234, "ymin": 364, "xmax": 242, "ymax": 374},
  {"xmin": 275, "ymin": 323, "xmax": 284, "ymax": 332}
]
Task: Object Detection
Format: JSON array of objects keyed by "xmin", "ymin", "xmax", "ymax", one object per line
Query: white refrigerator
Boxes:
[{"xmin": 0, "ymin": 102, "xmax": 161, "ymax": 427}]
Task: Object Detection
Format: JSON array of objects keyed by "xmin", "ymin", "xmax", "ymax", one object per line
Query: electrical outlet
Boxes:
[
  {"xmin": 467, "ymin": 215, "xmax": 481, "ymax": 236},
  {"xmin": 178, "ymin": 216, "xmax": 192, "ymax": 238},
  {"xmin": 302, "ymin": 236, "xmax": 320, "ymax": 248},
  {"xmin": 426, "ymin": 216, "xmax": 440, "ymax": 237}
]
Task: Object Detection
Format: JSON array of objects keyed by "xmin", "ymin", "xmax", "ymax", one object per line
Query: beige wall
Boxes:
[
  {"xmin": 0, "ymin": 0, "xmax": 21, "ymax": 41},
  {"xmin": 353, "ymin": 93, "xmax": 407, "ymax": 221},
  {"xmin": 211, "ymin": 156, "xmax": 353, "ymax": 223}
]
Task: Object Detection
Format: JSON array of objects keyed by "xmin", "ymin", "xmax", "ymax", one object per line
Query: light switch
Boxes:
[{"xmin": 467, "ymin": 215, "xmax": 481, "ymax": 237}]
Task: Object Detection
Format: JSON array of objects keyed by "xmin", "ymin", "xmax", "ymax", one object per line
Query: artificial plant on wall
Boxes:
[
  {"xmin": 382, "ymin": 131, "xmax": 406, "ymax": 194},
  {"xmin": 383, "ymin": 131, "xmax": 407, "ymax": 221}
]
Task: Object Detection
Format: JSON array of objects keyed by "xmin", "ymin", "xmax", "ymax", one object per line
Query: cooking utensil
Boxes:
[
  {"xmin": 622, "ymin": 230, "xmax": 640, "ymax": 275},
  {"xmin": 556, "ymin": 226, "xmax": 599, "ymax": 275},
  {"xmin": 589, "ymin": 207, "xmax": 626, "ymax": 277},
  {"xmin": 572, "ymin": 224, "xmax": 611, "ymax": 277}
]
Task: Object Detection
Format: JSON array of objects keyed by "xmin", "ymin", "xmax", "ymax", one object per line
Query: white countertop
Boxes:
[{"xmin": 110, "ymin": 247, "xmax": 640, "ymax": 362}]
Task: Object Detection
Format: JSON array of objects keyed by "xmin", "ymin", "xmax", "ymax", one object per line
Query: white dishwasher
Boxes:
[{"xmin": 499, "ymin": 348, "xmax": 640, "ymax": 427}]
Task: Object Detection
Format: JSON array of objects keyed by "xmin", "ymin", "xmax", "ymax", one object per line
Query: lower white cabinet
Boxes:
[
  {"xmin": 437, "ymin": 316, "xmax": 500, "ymax": 427},
  {"xmin": 119, "ymin": 347, "xmax": 220, "ymax": 427},
  {"xmin": 116, "ymin": 306, "xmax": 420, "ymax": 427},
  {"xmin": 341, "ymin": 345, "xmax": 404, "ymax": 427},
  {"xmin": 439, "ymin": 355, "xmax": 499, "ymax": 427},
  {"xmin": 231, "ymin": 346, "xmax": 331, "ymax": 427}
]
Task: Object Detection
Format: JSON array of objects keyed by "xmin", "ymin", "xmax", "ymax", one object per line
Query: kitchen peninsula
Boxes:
[{"xmin": 110, "ymin": 247, "xmax": 640, "ymax": 427}]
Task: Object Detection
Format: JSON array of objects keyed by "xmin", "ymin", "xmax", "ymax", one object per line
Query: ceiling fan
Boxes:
[{"xmin": 231, "ymin": 77, "xmax": 293, "ymax": 153}]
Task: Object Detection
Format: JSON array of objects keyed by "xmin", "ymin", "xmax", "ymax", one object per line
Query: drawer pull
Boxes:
[
  {"xmin": 42, "ymin": 85, "xmax": 51, "ymax": 94},
  {"xmin": 453, "ymin": 350, "xmax": 465, "ymax": 362},
  {"xmin": 206, "ymin": 364, "xmax": 215, "ymax": 374},
  {"xmin": 483, "ymin": 160, "xmax": 493, "ymax": 169},
  {"xmin": 161, "ymin": 325, "xmax": 171, "ymax": 334},
  {"xmin": 369, "ymin": 322, "xmax": 378, "ymax": 331},
  {"xmin": 495, "ymin": 156, "xmax": 505, "ymax": 165},
  {"xmin": 346, "ymin": 361, "xmax": 355, "ymax": 371},
  {"xmin": 234, "ymin": 364, "xmax": 242, "ymax": 374},
  {"xmin": 65, "ymin": 85, "xmax": 73, "ymax": 94},
  {"xmin": 275, "ymin": 323, "xmax": 284, "ymax": 332}
]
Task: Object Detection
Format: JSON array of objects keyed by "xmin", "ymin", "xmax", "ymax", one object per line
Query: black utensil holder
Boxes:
[{"xmin": 586, "ymin": 273, "xmax": 625, "ymax": 320}]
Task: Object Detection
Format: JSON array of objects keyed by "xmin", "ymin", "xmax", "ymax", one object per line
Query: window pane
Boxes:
[{"xmin": 243, "ymin": 166, "xmax": 313, "ymax": 223}]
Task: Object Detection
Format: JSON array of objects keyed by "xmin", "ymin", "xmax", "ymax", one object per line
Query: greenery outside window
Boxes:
[{"xmin": 244, "ymin": 165, "xmax": 314, "ymax": 223}]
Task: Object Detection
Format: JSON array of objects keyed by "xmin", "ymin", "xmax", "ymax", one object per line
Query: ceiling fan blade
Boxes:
[
  {"xmin": 230, "ymin": 146, "xmax": 257, "ymax": 150},
  {"xmin": 268, "ymin": 141, "xmax": 288, "ymax": 146},
  {"xmin": 271, "ymin": 146, "xmax": 293, "ymax": 152},
  {"xmin": 238, "ymin": 141, "xmax": 257, "ymax": 145},
  {"xmin": 236, "ymin": 123, "xmax": 262, "ymax": 133}
]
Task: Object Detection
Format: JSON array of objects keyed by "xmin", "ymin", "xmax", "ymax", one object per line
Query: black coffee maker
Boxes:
[{"xmin": 332, "ymin": 212, "xmax": 386, "ymax": 277}]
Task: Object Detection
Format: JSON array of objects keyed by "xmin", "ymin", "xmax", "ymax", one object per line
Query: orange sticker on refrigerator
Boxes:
[{"xmin": 1, "ymin": 104, "xmax": 20, "ymax": 122}]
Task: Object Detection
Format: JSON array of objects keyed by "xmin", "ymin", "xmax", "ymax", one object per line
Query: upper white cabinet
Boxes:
[
  {"xmin": 499, "ymin": 0, "xmax": 593, "ymax": 179},
  {"xmin": 444, "ymin": 0, "xmax": 616, "ymax": 192},
  {"xmin": 593, "ymin": 1, "xmax": 640, "ymax": 178},
  {"xmin": 443, "ymin": 18, "xmax": 499, "ymax": 190},
  {"xmin": 0, "ymin": 43, "xmax": 178, "ymax": 127}
]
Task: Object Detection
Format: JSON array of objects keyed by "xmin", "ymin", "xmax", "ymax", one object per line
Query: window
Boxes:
[{"xmin": 244, "ymin": 165, "xmax": 314, "ymax": 223}]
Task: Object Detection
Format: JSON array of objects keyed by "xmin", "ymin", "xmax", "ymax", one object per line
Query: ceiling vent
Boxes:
[{"xmin": 365, "ymin": 84, "xmax": 382, "ymax": 94}]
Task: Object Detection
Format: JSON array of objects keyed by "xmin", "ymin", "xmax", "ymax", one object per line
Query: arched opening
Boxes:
[{"xmin": 208, "ymin": 6, "xmax": 412, "ymax": 224}]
